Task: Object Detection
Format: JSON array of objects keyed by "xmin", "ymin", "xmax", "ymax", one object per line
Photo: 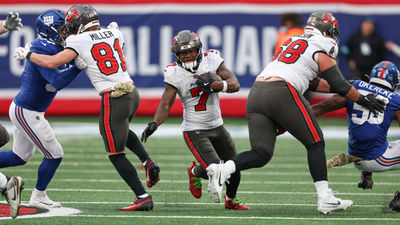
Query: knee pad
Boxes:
[{"xmin": 46, "ymin": 142, "xmax": 64, "ymax": 159}]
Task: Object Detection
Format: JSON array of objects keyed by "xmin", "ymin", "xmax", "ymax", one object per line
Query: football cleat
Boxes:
[
  {"xmin": 145, "ymin": 161, "xmax": 160, "ymax": 188},
  {"xmin": 120, "ymin": 195, "xmax": 154, "ymax": 211},
  {"xmin": 29, "ymin": 189, "xmax": 61, "ymax": 208},
  {"xmin": 2, "ymin": 176, "xmax": 24, "ymax": 219},
  {"xmin": 358, "ymin": 171, "xmax": 373, "ymax": 190},
  {"xmin": 188, "ymin": 161, "xmax": 202, "ymax": 198},
  {"xmin": 224, "ymin": 196, "xmax": 250, "ymax": 210},
  {"xmin": 389, "ymin": 191, "xmax": 400, "ymax": 212},
  {"xmin": 206, "ymin": 161, "xmax": 231, "ymax": 203},
  {"xmin": 317, "ymin": 188, "xmax": 353, "ymax": 214}
]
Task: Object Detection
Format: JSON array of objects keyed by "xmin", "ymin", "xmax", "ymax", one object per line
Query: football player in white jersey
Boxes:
[
  {"xmin": 206, "ymin": 11, "xmax": 386, "ymax": 214},
  {"xmin": 14, "ymin": 4, "xmax": 159, "ymax": 211},
  {"xmin": 0, "ymin": 11, "xmax": 24, "ymax": 219},
  {"xmin": 140, "ymin": 30, "xmax": 249, "ymax": 209}
]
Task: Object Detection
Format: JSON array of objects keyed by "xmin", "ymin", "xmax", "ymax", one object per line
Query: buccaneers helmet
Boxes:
[
  {"xmin": 369, "ymin": 61, "xmax": 400, "ymax": 91},
  {"xmin": 305, "ymin": 11, "xmax": 339, "ymax": 43},
  {"xmin": 36, "ymin": 9, "xmax": 66, "ymax": 46},
  {"xmin": 171, "ymin": 30, "xmax": 203, "ymax": 73},
  {"xmin": 62, "ymin": 4, "xmax": 99, "ymax": 36}
]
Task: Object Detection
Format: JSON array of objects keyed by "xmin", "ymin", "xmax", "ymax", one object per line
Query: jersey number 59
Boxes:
[{"xmin": 91, "ymin": 39, "xmax": 127, "ymax": 75}]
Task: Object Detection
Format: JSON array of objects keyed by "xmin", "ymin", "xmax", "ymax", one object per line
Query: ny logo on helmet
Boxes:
[
  {"xmin": 322, "ymin": 14, "xmax": 338, "ymax": 28},
  {"xmin": 43, "ymin": 16, "xmax": 54, "ymax": 26},
  {"xmin": 66, "ymin": 9, "xmax": 79, "ymax": 22}
]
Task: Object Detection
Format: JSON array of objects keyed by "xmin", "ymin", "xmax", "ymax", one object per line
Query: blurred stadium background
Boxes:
[{"xmin": 1, "ymin": 0, "xmax": 400, "ymax": 118}]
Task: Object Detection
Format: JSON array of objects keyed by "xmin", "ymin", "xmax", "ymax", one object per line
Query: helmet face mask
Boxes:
[
  {"xmin": 171, "ymin": 30, "xmax": 203, "ymax": 73},
  {"xmin": 305, "ymin": 11, "xmax": 339, "ymax": 43},
  {"xmin": 36, "ymin": 9, "xmax": 66, "ymax": 46},
  {"xmin": 64, "ymin": 4, "xmax": 99, "ymax": 36},
  {"xmin": 369, "ymin": 61, "xmax": 400, "ymax": 91}
]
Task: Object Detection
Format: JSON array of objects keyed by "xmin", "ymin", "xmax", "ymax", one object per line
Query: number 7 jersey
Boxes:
[
  {"xmin": 64, "ymin": 28, "xmax": 132, "ymax": 93},
  {"xmin": 163, "ymin": 50, "xmax": 224, "ymax": 131},
  {"xmin": 258, "ymin": 32, "xmax": 338, "ymax": 95}
]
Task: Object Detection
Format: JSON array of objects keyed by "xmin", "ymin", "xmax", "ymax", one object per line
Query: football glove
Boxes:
[
  {"xmin": 3, "ymin": 12, "xmax": 23, "ymax": 31},
  {"xmin": 356, "ymin": 93, "xmax": 385, "ymax": 116},
  {"xmin": 141, "ymin": 122, "xmax": 158, "ymax": 143},
  {"xmin": 194, "ymin": 72, "xmax": 216, "ymax": 93},
  {"xmin": 75, "ymin": 56, "xmax": 87, "ymax": 70},
  {"xmin": 110, "ymin": 83, "xmax": 134, "ymax": 98},
  {"xmin": 14, "ymin": 42, "xmax": 31, "ymax": 60},
  {"xmin": 107, "ymin": 22, "xmax": 119, "ymax": 30}
]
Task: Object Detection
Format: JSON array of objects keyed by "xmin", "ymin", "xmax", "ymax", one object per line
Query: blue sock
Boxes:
[
  {"xmin": 36, "ymin": 157, "xmax": 62, "ymax": 191},
  {"xmin": 0, "ymin": 151, "xmax": 26, "ymax": 168}
]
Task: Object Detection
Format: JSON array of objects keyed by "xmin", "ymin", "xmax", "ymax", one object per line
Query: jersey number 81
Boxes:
[{"xmin": 90, "ymin": 38, "xmax": 127, "ymax": 75}]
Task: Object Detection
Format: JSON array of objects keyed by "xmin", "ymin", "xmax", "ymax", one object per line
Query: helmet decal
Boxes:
[{"xmin": 66, "ymin": 8, "xmax": 79, "ymax": 22}]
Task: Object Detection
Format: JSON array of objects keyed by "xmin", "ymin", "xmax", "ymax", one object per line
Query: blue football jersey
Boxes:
[
  {"xmin": 346, "ymin": 80, "xmax": 400, "ymax": 160},
  {"xmin": 14, "ymin": 38, "xmax": 81, "ymax": 112}
]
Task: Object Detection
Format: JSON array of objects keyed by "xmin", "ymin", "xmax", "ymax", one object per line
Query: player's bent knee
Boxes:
[
  {"xmin": 252, "ymin": 148, "xmax": 272, "ymax": 168},
  {"xmin": 305, "ymin": 140, "xmax": 325, "ymax": 153}
]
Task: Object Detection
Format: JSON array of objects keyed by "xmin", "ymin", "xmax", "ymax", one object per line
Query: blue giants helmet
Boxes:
[
  {"xmin": 36, "ymin": 9, "xmax": 66, "ymax": 46},
  {"xmin": 369, "ymin": 61, "xmax": 400, "ymax": 91}
]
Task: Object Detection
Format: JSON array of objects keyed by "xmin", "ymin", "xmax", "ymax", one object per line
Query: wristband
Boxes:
[
  {"xmin": 222, "ymin": 80, "xmax": 228, "ymax": 92},
  {"xmin": 26, "ymin": 51, "xmax": 32, "ymax": 60}
]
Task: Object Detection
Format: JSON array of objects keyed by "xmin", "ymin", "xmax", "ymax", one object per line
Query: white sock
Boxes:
[
  {"xmin": 224, "ymin": 160, "xmax": 236, "ymax": 174},
  {"xmin": 0, "ymin": 173, "xmax": 7, "ymax": 190},
  {"xmin": 225, "ymin": 196, "xmax": 233, "ymax": 201},
  {"xmin": 315, "ymin": 180, "xmax": 329, "ymax": 197},
  {"xmin": 138, "ymin": 193, "xmax": 149, "ymax": 198}
]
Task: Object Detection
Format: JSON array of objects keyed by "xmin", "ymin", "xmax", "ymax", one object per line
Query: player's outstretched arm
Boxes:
[
  {"xmin": 17, "ymin": 48, "xmax": 77, "ymax": 69},
  {"xmin": 141, "ymin": 83, "xmax": 177, "ymax": 142},
  {"xmin": 311, "ymin": 94, "xmax": 346, "ymax": 117}
]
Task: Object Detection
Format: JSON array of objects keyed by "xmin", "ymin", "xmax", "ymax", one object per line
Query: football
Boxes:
[{"xmin": 198, "ymin": 72, "xmax": 222, "ymax": 81}]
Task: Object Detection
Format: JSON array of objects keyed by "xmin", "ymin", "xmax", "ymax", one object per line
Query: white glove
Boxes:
[
  {"xmin": 3, "ymin": 12, "xmax": 23, "ymax": 31},
  {"xmin": 75, "ymin": 56, "xmax": 87, "ymax": 70},
  {"xmin": 107, "ymin": 22, "xmax": 119, "ymax": 30},
  {"xmin": 14, "ymin": 42, "xmax": 31, "ymax": 60}
]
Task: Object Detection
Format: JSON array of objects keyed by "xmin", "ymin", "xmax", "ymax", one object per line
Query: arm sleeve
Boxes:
[
  {"xmin": 320, "ymin": 64, "xmax": 352, "ymax": 97},
  {"xmin": 38, "ymin": 65, "xmax": 81, "ymax": 90}
]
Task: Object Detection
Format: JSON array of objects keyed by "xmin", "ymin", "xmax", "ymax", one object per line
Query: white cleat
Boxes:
[
  {"xmin": 206, "ymin": 161, "xmax": 231, "ymax": 203},
  {"xmin": 29, "ymin": 189, "xmax": 61, "ymax": 208},
  {"xmin": 317, "ymin": 188, "xmax": 353, "ymax": 214},
  {"xmin": 2, "ymin": 176, "xmax": 24, "ymax": 219}
]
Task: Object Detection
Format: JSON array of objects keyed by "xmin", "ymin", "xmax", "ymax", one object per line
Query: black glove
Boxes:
[
  {"xmin": 141, "ymin": 122, "xmax": 158, "ymax": 143},
  {"xmin": 356, "ymin": 93, "xmax": 385, "ymax": 116},
  {"xmin": 194, "ymin": 72, "xmax": 216, "ymax": 93}
]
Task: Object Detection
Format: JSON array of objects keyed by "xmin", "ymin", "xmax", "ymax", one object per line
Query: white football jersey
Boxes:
[
  {"xmin": 65, "ymin": 28, "xmax": 132, "ymax": 93},
  {"xmin": 164, "ymin": 50, "xmax": 224, "ymax": 131},
  {"xmin": 258, "ymin": 32, "xmax": 339, "ymax": 95}
]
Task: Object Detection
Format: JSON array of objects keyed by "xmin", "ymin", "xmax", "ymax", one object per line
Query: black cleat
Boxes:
[
  {"xmin": 145, "ymin": 161, "xmax": 160, "ymax": 188},
  {"xmin": 389, "ymin": 191, "xmax": 400, "ymax": 212},
  {"xmin": 120, "ymin": 195, "xmax": 154, "ymax": 211},
  {"xmin": 358, "ymin": 171, "xmax": 373, "ymax": 190}
]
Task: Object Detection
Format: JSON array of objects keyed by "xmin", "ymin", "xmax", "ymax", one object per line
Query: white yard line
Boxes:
[{"xmin": 69, "ymin": 214, "xmax": 400, "ymax": 221}]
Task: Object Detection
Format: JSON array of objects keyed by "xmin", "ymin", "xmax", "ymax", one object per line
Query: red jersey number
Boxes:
[
  {"xmin": 91, "ymin": 39, "xmax": 126, "ymax": 75},
  {"xmin": 190, "ymin": 87, "xmax": 209, "ymax": 111},
  {"xmin": 272, "ymin": 39, "xmax": 308, "ymax": 64}
]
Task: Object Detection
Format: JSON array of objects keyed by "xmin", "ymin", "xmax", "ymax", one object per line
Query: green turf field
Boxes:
[{"xmin": 0, "ymin": 118, "xmax": 399, "ymax": 224}]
